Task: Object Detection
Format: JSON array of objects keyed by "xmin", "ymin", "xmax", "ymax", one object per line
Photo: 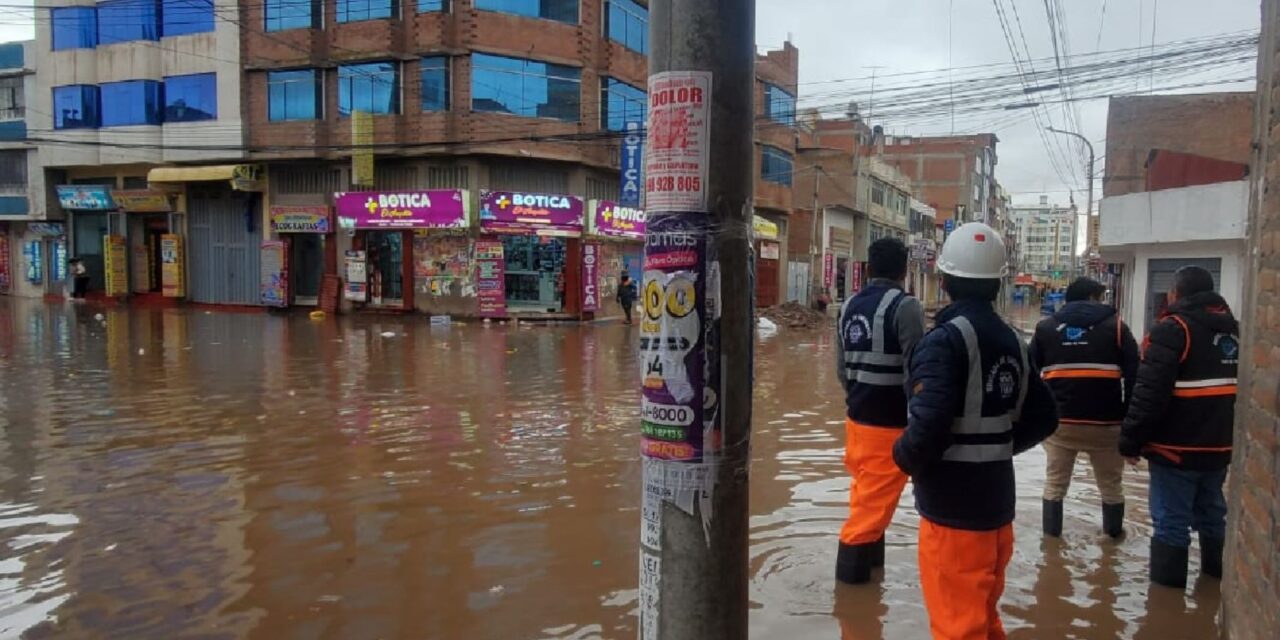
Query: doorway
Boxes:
[
  {"xmin": 1145, "ymin": 257, "xmax": 1221, "ymax": 331},
  {"xmin": 502, "ymin": 234, "xmax": 566, "ymax": 312},
  {"xmin": 290, "ymin": 234, "xmax": 324, "ymax": 306},
  {"xmin": 367, "ymin": 231, "xmax": 405, "ymax": 307}
]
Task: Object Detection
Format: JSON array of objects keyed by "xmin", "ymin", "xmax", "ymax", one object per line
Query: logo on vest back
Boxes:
[
  {"xmin": 1063, "ymin": 326, "xmax": 1087, "ymax": 345},
  {"xmin": 986, "ymin": 355, "xmax": 1022, "ymax": 400},
  {"xmin": 1214, "ymin": 333, "xmax": 1239, "ymax": 364},
  {"xmin": 844, "ymin": 314, "xmax": 872, "ymax": 346}
]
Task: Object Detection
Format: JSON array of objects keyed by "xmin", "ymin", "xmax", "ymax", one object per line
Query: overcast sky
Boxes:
[{"xmin": 758, "ymin": 0, "xmax": 1260, "ymax": 208}]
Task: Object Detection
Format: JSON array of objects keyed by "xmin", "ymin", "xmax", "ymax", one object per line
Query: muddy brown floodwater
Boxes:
[{"xmin": 0, "ymin": 299, "xmax": 1221, "ymax": 639}]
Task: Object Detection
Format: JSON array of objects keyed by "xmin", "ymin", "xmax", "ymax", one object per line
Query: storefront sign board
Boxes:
[
  {"xmin": 344, "ymin": 250, "xmax": 367, "ymax": 302},
  {"xmin": 270, "ymin": 205, "xmax": 331, "ymax": 233},
  {"xmin": 56, "ymin": 185, "xmax": 115, "ymax": 211},
  {"xmin": 335, "ymin": 190, "xmax": 469, "ymax": 230},
  {"xmin": 760, "ymin": 241, "xmax": 780, "ymax": 261},
  {"xmin": 480, "ymin": 191, "xmax": 584, "ymax": 234},
  {"xmin": 161, "ymin": 234, "xmax": 185, "ymax": 297},
  {"xmin": 620, "ymin": 120, "xmax": 644, "ymax": 207},
  {"xmin": 852, "ymin": 262, "xmax": 863, "ymax": 294},
  {"xmin": 260, "ymin": 240, "xmax": 288, "ymax": 307},
  {"xmin": 352, "ymin": 111, "xmax": 374, "ymax": 187},
  {"xmin": 111, "ymin": 190, "xmax": 173, "ymax": 213},
  {"xmin": 593, "ymin": 201, "xmax": 645, "ymax": 239},
  {"xmin": 0, "ymin": 231, "xmax": 9, "ymax": 292},
  {"xmin": 752, "ymin": 215, "xmax": 779, "ymax": 240},
  {"xmin": 104, "ymin": 234, "xmax": 128, "ymax": 296},
  {"xmin": 645, "ymin": 71, "xmax": 711, "ymax": 212},
  {"xmin": 474, "ymin": 239, "xmax": 506, "ymax": 317},
  {"xmin": 823, "ymin": 252, "xmax": 834, "ymax": 288},
  {"xmin": 22, "ymin": 240, "xmax": 39, "ymax": 283},
  {"xmin": 582, "ymin": 242, "xmax": 600, "ymax": 312},
  {"xmin": 51, "ymin": 238, "xmax": 67, "ymax": 282}
]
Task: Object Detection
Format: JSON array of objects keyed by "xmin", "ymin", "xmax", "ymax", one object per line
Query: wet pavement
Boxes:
[{"xmin": 0, "ymin": 298, "xmax": 1220, "ymax": 639}]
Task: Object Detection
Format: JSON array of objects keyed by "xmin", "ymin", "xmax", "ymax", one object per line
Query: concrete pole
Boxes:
[
  {"xmin": 640, "ymin": 1, "xmax": 755, "ymax": 639},
  {"xmin": 1046, "ymin": 127, "xmax": 1095, "ymax": 279},
  {"xmin": 810, "ymin": 169, "xmax": 822, "ymax": 305}
]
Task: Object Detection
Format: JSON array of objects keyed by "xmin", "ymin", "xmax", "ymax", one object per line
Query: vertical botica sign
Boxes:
[{"xmin": 639, "ymin": 69, "xmax": 720, "ymax": 639}]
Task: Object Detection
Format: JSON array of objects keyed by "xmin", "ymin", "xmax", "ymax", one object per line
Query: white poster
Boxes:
[{"xmin": 645, "ymin": 71, "xmax": 712, "ymax": 213}]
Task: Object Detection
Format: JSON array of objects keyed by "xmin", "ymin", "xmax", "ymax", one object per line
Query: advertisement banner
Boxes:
[
  {"xmin": 344, "ymin": 250, "xmax": 367, "ymax": 302},
  {"xmin": 352, "ymin": 111, "xmax": 374, "ymax": 187},
  {"xmin": 260, "ymin": 240, "xmax": 288, "ymax": 307},
  {"xmin": 620, "ymin": 120, "xmax": 644, "ymax": 207},
  {"xmin": 640, "ymin": 214, "xmax": 718, "ymax": 462},
  {"xmin": 823, "ymin": 252, "xmax": 834, "ymax": 288},
  {"xmin": 0, "ymin": 231, "xmax": 8, "ymax": 292},
  {"xmin": 335, "ymin": 190, "xmax": 469, "ymax": 230},
  {"xmin": 270, "ymin": 205, "xmax": 331, "ymax": 233},
  {"xmin": 104, "ymin": 235, "xmax": 128, "ymax": 296},
  {"xmin": 22, "ymin": 240, "xmax": 40, "ymax": 284},
  {"xmin": 582, "ymin": 242, "xmax": 600, "ymax": 312},
  {"xmin": 645, "ymin": 71, "xmax": 712, "ymax": 212},
  {"xmin": 51, "ymin": 238, "xmax": 67, "ymax": 282},
  {"xmin": 110, "ymin": 190, "xmax": 173, "ymax": 213},
  {"xmin": 852, "ymin": 261, "xmax": 863, "ymax": 294},
  {"xmin": 479, "ymin": 191, "xmax": 584, "ymax": 234},
  {"xmin": 593, "ymin": 201, "xmax": 645, "ymax": 239},
  {"xmin": 160, "ymin": 234, "xmax": 185, "ymax": 297},
  {"xmin": 56, "ymin": 185, "xmax": 115, "ymax": 211},
  {"xmin": 474, "ymin": 239, "xmax": 506, "ymax": 317}
]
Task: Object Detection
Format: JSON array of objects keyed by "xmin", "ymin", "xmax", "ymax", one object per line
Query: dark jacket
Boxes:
[
  {"xmin": 835, "ymin": 281, "xmax": 926, "ymax": 427},
  {"xmin": 1120, "ymin": 291, "xmax": 1239, "ymax": 470},
  {"xmin": 618, "ymin": 280, "xmax": 638, "ymax": 305},
  {"xmin": 893, "ymin": 299, "xmax": 1059, "ymax": 531},
  {"xmin": 1030, "ymin": 301, "xmax": 1139, "ymax": 425}
]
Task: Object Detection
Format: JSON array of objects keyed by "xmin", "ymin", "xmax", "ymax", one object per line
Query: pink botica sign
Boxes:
[
  {"xmin": 480, "ymin": 191, "xmax": 584, "ymax": 234},
  {"xmin": 593, "ymin": 201, "xmax": 645, "ymax": 239},
  {"xmin": 334, "ymin": 189, "xmax": 470, "ymax": 229}
]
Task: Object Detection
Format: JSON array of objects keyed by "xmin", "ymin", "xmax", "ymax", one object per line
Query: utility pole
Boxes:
[
  {"xmin": 809, "ymin": 169, "xmax": 822, "ymax": 305},
  {"xmin": 1046, "ymin": 127, "xmax": 1095, "ymax": 279},
  {"xmin": 640, "ymin": 2, "xmax": 754, "ymax": 640}
]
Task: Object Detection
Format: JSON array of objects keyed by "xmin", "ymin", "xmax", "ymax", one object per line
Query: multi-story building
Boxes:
[
  {"xmin": 1010, "ymin": 196, "xmax": 1077, "ymax": 284},
  {"xmin": 753, "ymin": 42, "xmax": 799, "ymax": 307},
  {"xmin": 907, "ymin": 198, "xmax": 939, "ymax": 308},
  {"xmin": 880, "ymin": 133, "xmax": 999, "ymax": 228},
  {"xmin": 0, "ymin": 41, "xmax": 54, "ymax": 299}
]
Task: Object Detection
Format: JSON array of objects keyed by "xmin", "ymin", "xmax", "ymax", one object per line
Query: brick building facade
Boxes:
[
  {"xmin": 879, "ymin": 134, "xmax": 998, "ymax": 226},
  {"xmin": 1221, "ymin": 2, "xmax": 1280, "ymax": 638}
]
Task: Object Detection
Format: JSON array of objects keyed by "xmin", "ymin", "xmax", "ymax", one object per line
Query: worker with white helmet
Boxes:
[{"xmin": 892, "ymin": 222, "xmax": 1059, "ymax": 639}]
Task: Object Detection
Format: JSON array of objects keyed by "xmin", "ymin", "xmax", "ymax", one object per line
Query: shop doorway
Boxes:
[
  {"xmin": 502, "ymin": 235, "xmax": 566, "ymax": 312},
  {"xmin": 290, "ymin": 234, "xmax": 324, "ymax": 306},
  {"xmin": 72, "ymin": 213, "xmax": 110, "ymax": 293},
  {"xmin": 367, "ymin": 231, "xmax": 405, "ymax": 307}
]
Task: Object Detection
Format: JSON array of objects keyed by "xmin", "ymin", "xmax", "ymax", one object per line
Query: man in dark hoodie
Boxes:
[
  {"xmin": 1120, "ymin": 266, "xmax": 1239, "ymax": 589},
  {"xmin": 1031, "ymin": 277, "xmax": 1140, "ymax": 538}
]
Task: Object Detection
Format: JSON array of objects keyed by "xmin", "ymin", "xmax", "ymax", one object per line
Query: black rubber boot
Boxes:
[
  {"xmin": 871, "ymin": 535, "xmax": 886, "ymax": 568},
  {"xmin": 1043, "ymin": 499, "xmax": 1064, "ymax": 537},
  {"xmin": 1103, "ymin": 502, "xmax": 1125, "ymax": 539},
  {"xmin": 836, "ymin": 541, "xmax": 875, "ymax": 585},
  {"xmin": 1150, "ymin": 538, "xmax": 1189, "ymax": 589},
  {"xmin": 1200, "ymin": 535, "xmax": 1224, "ymax": 579}
]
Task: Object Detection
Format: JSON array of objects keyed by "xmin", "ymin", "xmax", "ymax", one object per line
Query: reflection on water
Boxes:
[{"xmin": 0, "ymin": 299, "xmax": 1218, "ymax": 638}]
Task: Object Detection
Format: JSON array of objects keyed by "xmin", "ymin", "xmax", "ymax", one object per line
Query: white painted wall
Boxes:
[
  {"xmin": 1099, "ymin": 181, "xmax": 1248, "ymax": 248},
  {"xmin": 1113, "ymin": 239, "xmax": 1245, "ymax": 338}
]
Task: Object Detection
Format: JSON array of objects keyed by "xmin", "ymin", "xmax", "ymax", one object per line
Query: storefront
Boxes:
[
  {"xmin": 9, "ymin": 222, "xmax": 70, "ymax": 298},
  {"xmin": 588, "ymin": 200, "xmax": 645, "ymax": 318},
  {"xmin": 753, "ymin": 215, "xmax": 781, "ymax": 307},
  {"xmin": 111, "ymin": 190, "xmax": 178, "ymax": 297},
  {"xmin": 479, "ymin": 190, "xmax": 585, "ymax": 316},
  {"xmin": 57, "ymin": 185, "xmax": 118, "ymax": 296},
  {"xmin": 335, "ymin": 189, "xmax": 470, "ymax": 312},
  {"xmin": 268, "ymin": 205, "xmax": 333, "ymax": 307}
]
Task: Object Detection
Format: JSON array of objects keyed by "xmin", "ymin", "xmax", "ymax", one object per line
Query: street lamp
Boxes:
[{"xmin": 1045, "ymin": 127, "xmax": 1095, "ymax": 280}]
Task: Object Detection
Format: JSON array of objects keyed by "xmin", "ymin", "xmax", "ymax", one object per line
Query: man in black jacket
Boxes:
[
  {"xmin": 1031, "ymin": 278, "xmax": 1139, "ymax": 538},
  {"xmin": 1120, "ymin": 266, "xmax": 1239, "ymax": 589}
]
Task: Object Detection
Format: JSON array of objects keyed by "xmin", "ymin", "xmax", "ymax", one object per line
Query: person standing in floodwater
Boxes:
[
  {"xmin": 1120, "ymin": 265, "xmax": 1238, "ymax": 589},
  {"xmin": 833, "ymin": 238, "xmax": 925, "ymax": 584},
  {"xmin": 617, "ymin": 274, "xmax": 637, "ymax": 324},
  {"xmin": 893, "ymin": 223, "xmax": 1058, "ymax": 640}
]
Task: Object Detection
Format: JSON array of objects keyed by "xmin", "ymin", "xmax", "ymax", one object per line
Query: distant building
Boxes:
[
  {"xmin": 908, "ymin": 199, "xmax": 939, "ymax": 308},
  {"xmin": 879, "ymin": 133, "xmax": 999, "ymax": 227},
  {"xmin": 0, "ymin": 41, "xmax": 52, "ymax": 299},
  {"xmin": 1010, "ymin": 196, "xmax": 1078, "ymax": 285}
]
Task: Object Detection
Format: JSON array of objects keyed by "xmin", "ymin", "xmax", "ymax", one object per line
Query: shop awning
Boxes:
[
  {"xmin": 753, "ymin": 215, "xmax": 779, "ymax": 240},
  {"xmin": 147, "ymin": 164, "xmax": 264, "ymax": 191}
]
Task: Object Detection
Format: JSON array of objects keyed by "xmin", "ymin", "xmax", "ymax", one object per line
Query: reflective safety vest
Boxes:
[
  {"xmin": 840, "ymin": 284, "xmax": 909, "ymax": 427},
  {"xmin": 1147, "ymin": 313, "xmax": 1238, "ymax": 467},
  {"xmin": 1033, "ymin": 311, "xmax": 1129, "ymax": 424},
  {"xmin": 942, "ymin": 316, "xmax": 1030, "ymax": 463}
]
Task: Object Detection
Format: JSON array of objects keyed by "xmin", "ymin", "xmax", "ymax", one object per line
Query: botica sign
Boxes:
[{"xmin": 270, "ymin": 205, "xmax": 332, "ymax": 233}]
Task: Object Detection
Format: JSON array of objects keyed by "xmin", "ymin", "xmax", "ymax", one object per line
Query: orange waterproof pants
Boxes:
[
  {"xmin": 918, "ymin": 519, "xmax": 1014, "ymax": 640},
  {"xmin": 841, "ymin": 419, "xmax": 910, "ymax": 545}
]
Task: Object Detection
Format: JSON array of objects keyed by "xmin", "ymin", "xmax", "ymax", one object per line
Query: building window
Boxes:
[
  {"xmin": 53, "ymin": 85, "xmax": 101, "ymax": 129},
  {"xmin": 0, "ymin": 150, "xmax": 25, "ymax": 189},
  {"xmin": 162, "ymin": 0, "xmax": 215, "ymax": 36},
  {"xmin": 266, "ymin": 0, "xmax": 317, "ymax": 31},
  {"xmin": 764, "ymin": 84, "xmax": 795, "ymax": 126},
  {"xmin": 100, "ymin": 80, "xmax": 163, "ymax": 126},
  {"xmin": 0, "ymin": 77, "xmax": 23, "ymax": 120},
  {"xmin": 474, "ymin": 0, "xmax": 578, "ymax": 24},
  {"xmin": 871, "ymin": 179, "xmax": 885, "ymax": 205},
  {"xmin": 98, "ymin": 0, "xmax": 160, "ymax": 45},
  {"xmin": 601, "ymin": 77, "xmax": 645, "ymax": 132},
  {"xmin": 268, "ymin": 69, "xmax": 321, "ymax": 121},
  {"xmin": 606, "ymin": 0, "xmax": 646, "ymax": 54},
  {"xmin": 419, "ymin": 0, "xmax": 446, "ymax": 10},
  {"xmin": 761, "ymin": 145, "xmax": 793, "ymax": 186},
  {"xmin": 163, "ymin": 73, "xmax": 217, "ymax": 122},
  {"xmin": 471, "ymin": 53, "xmax": 580, "ymax": 123},
  {"xmin": 52, "ymin": 7, "xmax": 97, "ymax": 50},
  {"xmin": 419, "ymin": 56, "xmax": 449, "ymax": 112},
  {"xmin": 338, "ymin": 62, "xmax": 399, "ymax": 116},
  {"xmin": 337, "ymin": 0, "xmax": 396, "ymax": 22}
]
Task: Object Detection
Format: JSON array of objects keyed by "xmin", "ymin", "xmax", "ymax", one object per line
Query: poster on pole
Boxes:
[{"xmin": 644, "ymin": 71, "xmax": 711, "ymax": 213}]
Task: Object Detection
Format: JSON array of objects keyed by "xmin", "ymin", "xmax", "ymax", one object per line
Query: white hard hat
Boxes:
[{"xmin": 937, "ymin": 222, "xmax": 1008, "ymax": 279}]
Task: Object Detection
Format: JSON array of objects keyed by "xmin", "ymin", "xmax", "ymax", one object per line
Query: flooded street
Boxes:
[{"xmin": 0, "ymin": 298, "xmax": 1220, "ymax": 639}]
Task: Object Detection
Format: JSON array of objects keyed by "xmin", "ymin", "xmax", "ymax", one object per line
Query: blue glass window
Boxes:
[
  {"xmin": 100, "ymin": 80, "xmax": 162, "ymax": 126},
  {"xmin": 420, "ymin": 56, "xmax": 448, "ymax": 112},
  {"xmin": 162, "ymin": 0, "xmax": 214, "ymax": 37},
  {"xmin": 474, "ymin": 0, "xmax": 577, "ymax": 24},
  {"xmin": 337, "ymin": 0, "xmax": 396, "ymax": 23},
  {"xmin": 601, "ymin": 77, "xmax": 644, "ymax": 132},
  {"xmin": 471, "ymin": 53, "xmax": 580, "ymax": 122},
  {"xmin": 338, "ymin": 62, "xmax": 399, "ymax": 116},
  {"xmin": 266, "ymin": 0, "xmax": 316, "ymax": 31},
  {"xmin": 52, "ymin": 7, "xmax": 97, "ymax": 50},
  {"xmin": 606, "ymin": 0, "xmax": 646, "ymax": 54},
  {"xmin": 53, "ymin": 85, "xmax": 101, "ymax": 129},
  {"xmin": 418, "ymin": 0, "xmax": 445, "ymax": 10},
  {"xmin": 268, "ymin": 69, "xmax": 320, "ymax": 121},
  {"xmin": 164, "ymin": 73, "xmax": 217, "ymax": 122},
  {"xmin": 98, "ymin": 0, "xmax": 160, "ymax": 45},
  {"xmin": 762, "ymin": 145, "xmax": 793, "ymax": 186},
  {"xmin": 764, "ymin": 83, "xmax": 795, "ymax": 126}
]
